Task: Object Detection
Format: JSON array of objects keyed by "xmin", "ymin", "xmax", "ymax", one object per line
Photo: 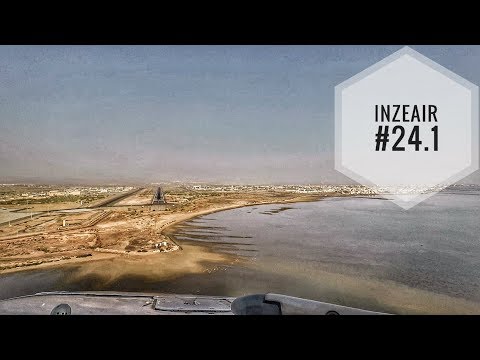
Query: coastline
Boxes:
[
  {"xmin": 160, "ymin": 194, "xmax": 325, "ymax": 247},
  {"xmin": 158, "ymin": 196, "xmax": 480, "ymax": 315},
  {"xmin": 0, "ymin": 193, "xmax": 326, "ymax": 275},
  {"xmin": 3, "ymin": 193, "xmax": 479, "ymax": 315}
]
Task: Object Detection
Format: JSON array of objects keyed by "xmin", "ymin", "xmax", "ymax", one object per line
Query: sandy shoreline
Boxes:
[
  {"xmin": 2, "ymin": 192, "xmax": 479, "ymax": 314},
  {"xmin": 160, "ymin": 195, "xmax": 323, "ymax": 244},
  {"xmin": 0, "ymin": 193, "xmax": 324, "ymax": 275}
]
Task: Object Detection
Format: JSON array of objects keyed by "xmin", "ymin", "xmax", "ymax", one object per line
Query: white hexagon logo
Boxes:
[{"xmin": 335, "ymin": 46, "xmax": 479, "ymax": 209}]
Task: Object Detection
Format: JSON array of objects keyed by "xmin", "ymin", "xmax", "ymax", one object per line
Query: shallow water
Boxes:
[
  {"xmin": 1, "ymin": 190, "xmax": 480, "ymax": 314},
  {"xmin": 176, "ymin": 194, "xmax": 480, "ymax": 300}
]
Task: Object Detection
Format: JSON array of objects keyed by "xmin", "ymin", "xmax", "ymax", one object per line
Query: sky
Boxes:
[{"xmin": 1, "ymin": 45, "xmax": 479, "ymax": 185}]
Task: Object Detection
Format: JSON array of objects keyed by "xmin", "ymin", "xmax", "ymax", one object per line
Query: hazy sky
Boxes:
[{"xmin": 1, "ymin": 45, "xmax": 479, "ymax": 184}]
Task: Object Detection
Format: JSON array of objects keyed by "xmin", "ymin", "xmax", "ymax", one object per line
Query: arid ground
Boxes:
[{"xmin": 0, "ymin": 184, "xmax": 344, "ymax": 274}]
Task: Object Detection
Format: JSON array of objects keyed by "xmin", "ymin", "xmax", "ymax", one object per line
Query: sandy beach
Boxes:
[{"xmin": 0, "ymin": 186, "xmax": 326, "ymax": 275}]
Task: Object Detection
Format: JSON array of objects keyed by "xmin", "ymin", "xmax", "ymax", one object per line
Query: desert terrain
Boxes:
[{"xmin": 0, "ymin": 183, "xmax": 374, "ymax": 274}]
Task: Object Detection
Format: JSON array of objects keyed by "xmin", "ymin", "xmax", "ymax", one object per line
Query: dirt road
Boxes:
[{"xmin": 0, "ymin": 186, "xmax": 326, "ymax": 274}]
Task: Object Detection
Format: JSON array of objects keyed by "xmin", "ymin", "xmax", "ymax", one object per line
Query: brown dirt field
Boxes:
[
  {"xmin": 0, "ymin": 187, "xmax": 325, "ymax": 274},
  {"xmin": 114, "ymin": 188, "xmax": 154, "ymax": 206},
  {"xmin": 2, "ymin": 202, "xmax": 81, "ymax": 212}
]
